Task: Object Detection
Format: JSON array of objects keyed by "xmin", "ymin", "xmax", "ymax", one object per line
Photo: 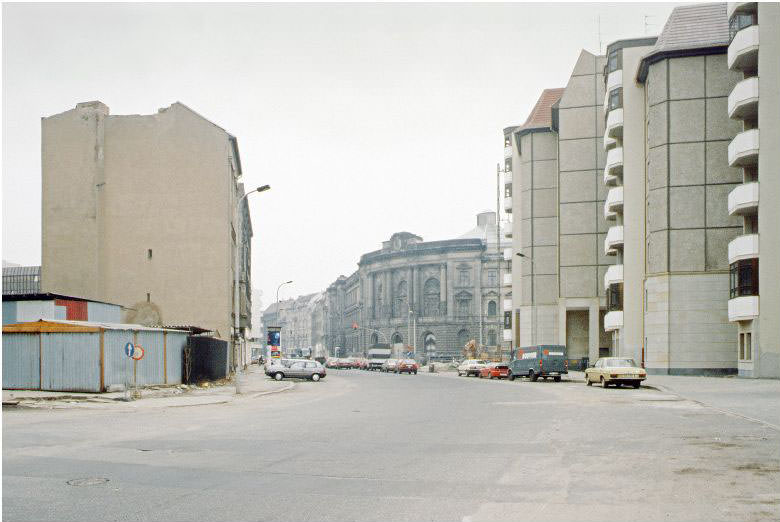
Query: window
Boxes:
[
  {"xmin": 729, "ymin": 12, "xmax": 757, "ymax": 43},
  {"xmin": 505, "ymin": 158, "xmax": 512, "ymax": 172},
  {"xmin": 488, "ymin": 331, "xmax": 497, "ymax": 346},
  {"xmin": 488, "ymin": 300, "xmax": 497, "ymax": 316},
  {"xmin": 739, "ymin": 332, "xmax": 753, "ymax": 361},
  {"xmin": 504, "ymin": 184, "xmax": 512, "ymax": 198},
  {"xmin": 423, "ymin": 278, "xmax": 440, "ymax": 316},
  {"xmin": 729, "ymin": 259, "xmax": 759, "ymax": 298},
  {"xmin": 487, "ymin": 270, "xmax": 497, "ymax": 287},
  {"xmin": 457, "ymin": 298, "xmax": 471, "ymax": 317},
  {"xmin": 147, "ymin": 249, "xmax": 153, "ymax": 260},
  {"xmin": 606, "ymin": 48, "xmax": 622, "ymax": 74},
  {"xmin": 608, "ymin": 88, "xmax": 623, "ymax": 112},
  {"xmin": 504, "ymin": 310, "xmax": 512, "ymax": 329},
  {"xmin": 607, "ymin": 283, "xmax": 622, "ymax": 311},
  {"xmin": 504, "ymin": 135, "xmax": 511, "ymax": 148},
  {"xmin": 458, "ymin": 270, "xmax": 470, "ymax": 286}
]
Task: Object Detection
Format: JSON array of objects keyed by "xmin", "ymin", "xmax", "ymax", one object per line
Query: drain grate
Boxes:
[{"xmin": 67, "ymin": 478, "xmax": 109, "ymax": 486}]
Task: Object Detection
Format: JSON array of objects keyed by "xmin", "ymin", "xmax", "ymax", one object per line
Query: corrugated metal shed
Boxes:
[{"xmin": 2, "ymin": 320, "xmax": 189, "ymax": 392}]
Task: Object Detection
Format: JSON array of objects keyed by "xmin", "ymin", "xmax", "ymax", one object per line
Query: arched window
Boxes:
[
  {"xmin": 456, "ymin": 292, "xmax": 472, "ymax": 317},
  {"xmin": 424, "ymin": 333, "xmax": 436, "ymax": 353},
  {"xmin": 487, "ymin": 330, "xmax": 497, "ymax": 346},
  {"xmin": 487, "ymin": 300, "xmax": 497, "ymax": 316},
  {"xmin": 391, "ymin": 333, "xmax": 403, "ymax": 345},
  {"xmin": 423, "ymin": 278, "xmax": 440, "ymax": 316},
  {"xmin": 394, "ymin": 280, "xmax": 408, "ymax": 318},
  {"xmin": 370, "ymin": 333, "xmax": 379, "ymax": 346},
  {"xmin": 457, "ymin": 329, "xmax": 471, "ymax": 349}
]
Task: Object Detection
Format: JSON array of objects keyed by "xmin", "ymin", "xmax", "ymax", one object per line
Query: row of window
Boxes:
[
  {"xmin": 607, "ymin": 283, "xmax": 623, "ymax": 312},
  {"xmin": 729, "ymin": 259, "xmax": 759, "ymax": 299}
]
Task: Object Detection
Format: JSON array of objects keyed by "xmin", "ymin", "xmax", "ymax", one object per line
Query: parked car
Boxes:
[
  {"xmin": 508, "ymin": 345, "xmax": 568, "ymax": 382},
  {"xmin": 479, "ymin": 362, "xmax": 510, "ymax": 379},
  {"xmin": 266, "ymin": 359, "xmax": 326, "ymax": 381},
  {"xmin": 381, "ymin": 359, "xmax": 399, "ymax": 372},
  {"xmin": 396, "ymin": 359, "xmax": 418, "ymax": 374},
  {"xmin": 585, "ymin": 357, "xmax": 646, "ymax": 388},
  {"xmin": 325, "ymin": 358, "xmax": 340, "ymax": 369},
  {"xmin": 457, "ymin": 359, "xmax": 488, "ymax": 377}
]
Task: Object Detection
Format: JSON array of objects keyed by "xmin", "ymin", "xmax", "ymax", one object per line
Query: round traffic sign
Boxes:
[
  {"xmin": 131, "ymin": 345, "xmax": 145, "ymax": 361},
  {"xmin": 124, "ymin": 342, "xmax": 135, "ymax": 358}
]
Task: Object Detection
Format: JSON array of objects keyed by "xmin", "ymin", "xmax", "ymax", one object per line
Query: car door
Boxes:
[{"xmin": 289, "ymin": 361, "xmax": 306, "ymax": 378}]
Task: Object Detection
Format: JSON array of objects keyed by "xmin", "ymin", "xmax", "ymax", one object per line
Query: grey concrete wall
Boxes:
[
  {"xmin": 644, "ymin": 54, "xmax": 741, "ymax": 374},
  {"xmin": 757, "ymin": 3, "xmax": 780, "ymax": 378}
]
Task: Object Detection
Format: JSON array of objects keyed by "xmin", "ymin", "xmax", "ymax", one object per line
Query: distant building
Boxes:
[
  {"xmin": 40, "ymin": 101, "xmax": 253, "ymax": 369},
  {"xmin": 2, "ymin": 266, "xmax": 41, "ymax": 295},
  {"xmin": 2, "ymin": 293, "xmax": 122, "ymax": 325}
]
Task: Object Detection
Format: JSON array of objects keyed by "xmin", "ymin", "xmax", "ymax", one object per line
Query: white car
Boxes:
[{"xmin": 458, "ymin": 359, "xmax": 488, "ymax": 377}]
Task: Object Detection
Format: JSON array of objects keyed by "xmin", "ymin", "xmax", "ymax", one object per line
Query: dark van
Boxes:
[{"xmin": 508, "ymin": 345, "xmax": 568, "ymax": 382}]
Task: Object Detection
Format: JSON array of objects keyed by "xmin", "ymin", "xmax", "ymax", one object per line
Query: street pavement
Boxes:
[{"xmin": 3, "ymin": 369, "xmax": 779, "ymax": 521}]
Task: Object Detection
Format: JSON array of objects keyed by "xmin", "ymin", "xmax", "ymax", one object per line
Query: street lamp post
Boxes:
[
  {"xmin": 408, "ymin": 309, "xmax": 417, "ymax": 358},
  {"xmin": 516, "ymin": 253, "xmax": 537, "ymax": 347},
  {"xmin": 275, "ymin": 280, "xmax": 293, "ymax": 357},
  {"xmin": 233, "ymin": 184, "xmax": 270, "ymax": 394}
]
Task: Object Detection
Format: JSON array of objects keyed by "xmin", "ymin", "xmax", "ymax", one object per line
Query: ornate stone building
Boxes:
[{"xmin": 321, "ymin": 212, "xmax": 510, "ymax": 360}]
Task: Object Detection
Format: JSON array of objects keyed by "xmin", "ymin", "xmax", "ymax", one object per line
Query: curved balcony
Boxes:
[
  {"xmin": 604, "ymin": 225, "xmax": 624, "ymax": 256},
  {"xmin": 728, "ymin": 77, "xmax": 759, "ymax": 120},
  {"xmin": 504, "ymin": 170, "xmax": 512, "ymax": 184},
  {"xmin": 605, "ymin": 186, "xmax": 624, "ymax": 216},
  {"xmin": 728, "ymin": 25, "xmax": 759, "ymax": 71},
  {"xmin": 504, "ymin": 196, "xmax": 512, "ymax": 213},
  {"xmin": 604, "ymin": 147, "xmax": 623, "ymax": 187},
  {"xmin": 604, "ymin": 203, "xmax": 616, "ymax": 221},
  {"xmin": 728, "ymin": 182, "xmax": 759, "ymax": 216},
  {"xmin": 604, "ymin": 134, "xmax": 617, "ymax": 151},
  {"xmin": 504, "ymin": 146, "xmax": 513, "ymax": 159},
  {"xmin": 606, "ymin": 70, "xmax": 623, "ymax": 97},
  {"xmin": 503, "ymin": 248, "xmax": 512, "ymax": 261},
  {"xmin": 503, "ymin": 299, "xmax": 512, "ymax": 311},
  {"xmin": 728, "ymin": 234, "xmax": 759, "ymax": 264},
  {"xmin": 728, "ymin": 129, "xmax": 759, "ymax": 167},
  {"xmin": 604, "ymin": 264, "xmax": 624, "ymax": 290},
  {"xmin": 728, "ymin": 295, "xmax": 759, "ymax": 322},
  {"xmin": 604, "ymin": 311, "xmax": 623, "ymax": 332},
  {"xmin": 606, "ymin": 108, "xmax": 624, "ymax": 139},
  {"xmin": 728, "ymin": 2, "xmax": 757, "ymax": 20},
  {"xmin": 503, "ymin": 273, "xmax": 512, "ymax": 286}
]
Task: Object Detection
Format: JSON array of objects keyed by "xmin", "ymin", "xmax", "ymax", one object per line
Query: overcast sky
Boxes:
[{"xmin": 2, "ymin": 2, "xmax": 677, "ymax": 308}]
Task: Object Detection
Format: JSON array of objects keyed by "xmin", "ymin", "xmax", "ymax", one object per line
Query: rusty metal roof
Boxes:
[{"xmin": 2, "ymin": 319, "xmax": 185, "ymax": 334}]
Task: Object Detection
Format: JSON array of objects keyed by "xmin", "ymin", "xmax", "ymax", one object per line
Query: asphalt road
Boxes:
[{"xmin": 3, "ymin": 370, "xmax": 779, "ymax": 522}]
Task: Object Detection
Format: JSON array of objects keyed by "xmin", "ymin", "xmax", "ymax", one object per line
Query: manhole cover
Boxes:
[{"xmin": 67, "ymin": 478, "xmax": 109, "ymax": 486}]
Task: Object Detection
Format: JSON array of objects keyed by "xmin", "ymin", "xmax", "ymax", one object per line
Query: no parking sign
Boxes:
[{"xmin": 123, "ymin": 342, "xmax": 145, "ymax": 360}]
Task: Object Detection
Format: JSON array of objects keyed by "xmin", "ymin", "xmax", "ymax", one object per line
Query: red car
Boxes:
[
  {"xmin": 396, "ymin": 359, "xmax": 418, "ymax": 374},
  {"xmin": 479, "ymin": 363, "xmax": 510, "ymax": 379}
]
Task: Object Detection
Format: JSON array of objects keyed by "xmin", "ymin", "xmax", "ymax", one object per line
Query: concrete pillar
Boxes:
[
  {"xmin": 558, "ymin": 300, "xmax": 567, "ymax": 352},
  {"xmin": 588, "ymin": 298, "xmax": 600, "ymax": 362}
]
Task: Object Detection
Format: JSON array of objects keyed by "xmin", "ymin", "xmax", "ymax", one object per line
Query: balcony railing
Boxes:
[
  {"xmin": 504, "ymin": 170, "xmax": 512, "ymax": 184},
  {"xmin": 728, "ymin": 234, "xmax": 759, "ymax": 264},
  {"xmin": 604, "ymin": 310, "xmax": 623, "ymax": 332},
  {"xmin": 728, "ymin": 76, "xmax": 759, "ymax": 120},
  {"xmin": 728, "ymin": 1, "xmax": 757, "ymax": 20},
  {"xmin": 728, "ymin": 182, "xmax": 759, "ymax": 216},
  {"xmin": 728, "ymin": 128, "xmax": 759, "ymax": 167},
  {"xmin": 503, "ymin": 273, "xmax": 512, "ymax": 286},
  {"xmin": 728, "ymin": 295, "xmax": 759, "ymax": 322},
  {"xmin": 503, "ymin": 248, "xmax": 513, "ymax": 261},
  {"xmin": 604, "ymin": 134, "xmax": 617, "ymax": 151},
  {"xmin": 504, "ymin": 196, "xmax": 513, "ymax": 213},
  {"xmin": 604, "ymin": 225, "xmax": 624, "ymax": 256},
  {"xmin": 604, "ymin": 264, "xmax": 624, "ymax": 290},
  {"xmin": 606, "ymin": 108, "xmax": 624, "ymax": 139},
  {"xmin": 728, "ymin": 24, "xmax": 759, "ymax": 71},
  {"xmin": 605, "ymin": 186, "xmax": 624, "ymax": 215},
  {"xmin": 504, "ymin": 146, "xmax": 513, "ymax": 159}
]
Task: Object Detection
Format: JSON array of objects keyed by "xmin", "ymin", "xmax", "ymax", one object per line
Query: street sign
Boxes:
[
  {"xmin": 124, "ymin": 342, "xmax": 135, "ymax": 358},
  {"xmin": 132, "ymin": 345, "xmax": 145, "ymax": 361}
]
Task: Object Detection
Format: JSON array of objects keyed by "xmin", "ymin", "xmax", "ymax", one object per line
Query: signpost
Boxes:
[
  {"xmin": 123, "ymin": 342, "xmax": 145, "ymax": 400},
  {"xmin": 267, "ymin": 326, "xmax": 281, "ymax": 359}
]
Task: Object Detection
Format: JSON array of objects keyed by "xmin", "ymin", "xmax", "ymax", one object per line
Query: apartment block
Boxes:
[
  {"xmin": 41, "ymin": 101, "xmax": 252, "ymax": 364},
  {"xmin": 726, "ymin": 1, "xmax": 780, "ymax": 378}
]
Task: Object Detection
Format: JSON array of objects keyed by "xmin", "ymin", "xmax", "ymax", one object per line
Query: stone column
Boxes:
[
  {"xmin": 589, "ymin": 298, "xmax": 600, "ymax": 362},
  {"xmin": 439, "ymin": 263, "xmax": 447, "ymax": 316},
  {"xmin": 385, "ymin": 270, "xmax": 392, "ymax": 320},
  {"xmin": 409, "ymin": 266, "xmax": 415, "ymax": 313}
]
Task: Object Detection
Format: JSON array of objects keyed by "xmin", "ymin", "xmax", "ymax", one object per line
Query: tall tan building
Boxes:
[
  {"xmin": 726, "ymin": 1, "xmax": 780, "ymax": 377},
  {"xmin": 41, "ymin": 101, "xmax": 252, "ymax": 363}
]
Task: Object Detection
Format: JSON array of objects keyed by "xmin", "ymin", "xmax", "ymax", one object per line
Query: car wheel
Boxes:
[
  {"xmin": 632, "ymin": 382, "xmax": 640, "ymax": 389},
  {"xmin": 312, "ymin": 373, "xmax": 321, "ymax": 382},
  {"xmin": 488, "ymin": 373, "xmax": 493, "ymax": 379},
  {"xmin": 585, "ymin": 374, "xmax": 592, "ymax": 386},
  {"xmin": 274, "ymin": 372, "xmax": 284, "ymax": 381},
  {"xmin": 413, "ymin": 371, "xmax": 417, "ymax": 375},
  {"xmin": 554, "ymin": 376, "xmax": 561, "ymax": 382},
  {"xmin": 508, "ymin": 372, "xmax": 515, "ymax": 381},
  {"xmin": 601, "ymin": 377, "xmax": 608, "ymax": 388}
]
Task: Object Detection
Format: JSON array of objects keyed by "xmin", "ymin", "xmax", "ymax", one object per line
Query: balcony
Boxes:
[
  {"xmin": 504, "ymin": 170, "xmax": 512, "ymax": 184},
  {"xmin": 604, "ymin": 134, "xmax": 617, "ymax": 151},
  {"xmin": 604, "ymin": 311, "xmax": 623, "ymax": 332},
  {"xmin": 503, "ymin": 329, "xmax": 513, "ymax": 341},
  {"xmin": 503, "ymin": 273, "xmax": 512, "ymax": 286},
  {"xmin": 604, "ymin": 203, "xmax": 616, "ymax": 221},
  {"xmin": 504, "ymin": 146, "xmax": 513, "ymax": 159},
  {"xmin": 606, "ymin": 108, "xmax": 624, "ymax": 139},
  {"xmin": 728, "ymin": 295, "xmax": 759, "ymax": 322},
  {"xmin": 503, "ymin": 248, "xmax": 512, "ymax": 261},
  {"xmin": 728, "ymin": 234, "xmax": 759, "ymax": 264},
  {"xmin": 728, "ymin": 77, "xmax": 759, "ymax": 120},
  {"xmin": 605, "ymin": 186, "xmax": 624, "ymax": 215},
  {"xmin": 728, "ymin": 25, "xmax": 759, "ymax": 71},
  {"xmin": 503, "ymin": 299, "xmax": 512, "ymax": 310},
  {"xmin": 728, "ymin": 128, "xmax": 759, "ymax": 167},
  {"xmin": 604, "ymin": 264, "xmax": 624, "ymax": 290},
  {"xmin": 728, "ymin": 2, "xmax": 757, "ymax": 20},
  {"xmin": 604, "ymin": 147, "xmax": 623, "ymax": 186},
  {"xmin": 728, "ymin": 182, "xmax": 759, "ymax": 216},
  {"xmin": 504, "ymin": 196, "xmax": 512, "ymax": 213},
  {"xmin": 604, "ymin": 225, "xmax": 624, "ymax": 256}
]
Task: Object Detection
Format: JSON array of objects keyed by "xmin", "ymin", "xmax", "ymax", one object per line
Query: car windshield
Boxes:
[{"xmin": 604, "ymin": 358, "xmax": 637, "ymax": 368}]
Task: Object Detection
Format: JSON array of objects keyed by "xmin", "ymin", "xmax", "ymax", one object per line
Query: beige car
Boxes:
[{"xmin": 585, "ymin": 357, "xmax": 646, "ymax": 388}]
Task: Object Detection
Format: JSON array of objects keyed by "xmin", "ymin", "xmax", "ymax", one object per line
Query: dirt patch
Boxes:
[
  {"xmin": 735, "ymin": 463, "xmax": 780, "ymax": 475},
  {"xmin": 675, "ymin": 467, "xmax": 709, "ymax": 475}
]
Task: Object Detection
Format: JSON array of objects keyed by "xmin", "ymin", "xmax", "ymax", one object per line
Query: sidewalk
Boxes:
[{"xmin": 2, "ymin": 365, "xmax": 294, "ymax": 410}]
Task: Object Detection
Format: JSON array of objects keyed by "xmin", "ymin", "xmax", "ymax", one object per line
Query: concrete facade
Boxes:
[
  {"xmin": 726, "ymin": 1, "xmax": 780, "ymax": 378},
  {"xmin": 41, "ymin": 102, "xmax": 252, "ymax": 366}
]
